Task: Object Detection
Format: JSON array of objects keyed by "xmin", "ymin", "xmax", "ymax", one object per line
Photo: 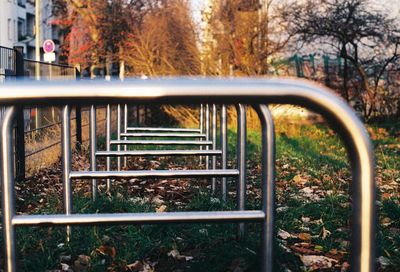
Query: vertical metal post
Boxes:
[
  {"xmin": 256, "ymin": 105, "xmax": 275, "ymax": 272},
  {"xmin": 143, "ymin": 105, "xmax": 148, "ymax": 126},
  {"xmin": 14, "ymin": 47, "xmax": 25, "ymax": 182},
  {"xmin": 106, "ymin": 104, "xmax": 111, "ymax": 192},
  {"xmin": 1, "ymin": 106, "xmax": 17, "ymax": 272},
  {"xmin": 124, "ymin": 104, "xmax": 128, "ymax": 168},
  {"xmin": 211, "ymin": 104, "xmax": 217, "ymax": 194},
  {"xmin": 205, "ymin": 104, "xmax": 210, "ymax": 170},
  {"xmin": 136, "ymin": 105, "xmax": 140, "ymax": 126},
  {"xmin": 117, "ymin": 104, "xmax": 121, "ymax": 171},
  {"xmin": 221, "ymin": 104, "xmax": 228, "ymax": 201},
  {"xmin": 61, "ymin": 105, "xmax": 72, "ymax": 241},
  {"xmin": 75, "ymin": 106, "xmax": 82, "ymax": 152},
  {"xmin": 199, "ymin": 104, "xmax": 204, "ymax": 165},
  {"xmin": 90, "ymin": 105, "xmax": 97, "ymax": 201},
  {"xmin": 15, "ymin": 107, "xmax": 25, "ymax": 182},
  {"xmin": 236, "ymin": 104, "xmax": 246, "ymax": 238}
]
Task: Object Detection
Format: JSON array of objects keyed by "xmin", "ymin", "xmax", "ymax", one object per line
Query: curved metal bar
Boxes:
[
  {"xmin": 12, "ymin": 211, "xmax": 265, "ymax": 226},
  {"xmin": 96, "ymin": 150, "xmax": 222, "ymax": 157},
  {"xmin": 211, "ymin": 104, "xmax": 217, "ymax": 194},
  {"xmin": 127, "ymin": 127, "xmax": 201, "ymax": 133},
  {"xmin": 0, "ymin": 106, "xmax": 17, "ymax": 272},
  {"xmin": 236, "ymin": 104, "xmax": 247, "ymax": 239},
  {"xmin": 117, "ymin": 104, "xmax": 121, "ymax": 171},
  {"xmin": 205, "ymin": 104, "xmax": 210, "ymax": 170},
  {"xmin": 124, "ymin": 104, "xmax": 128, "ymax": 167},
  {"xmin": 120, "ymin": 132, "xmax": 206, "ymax": 138},
  {"xmin": 0, "ymin": 78, "xmax": 375, "ymax": 272},
  {"xmin": 110, "ymin": 140, "xmax": 212, "ymax": 145},
  {"xmin": 221, "ymin": 105, "xmax": 228, "ymax": 201},
  {"xmin": 106, "ymin": 104, "xmax": 111, "ymax": 191},
  {"xmin": 89, "ymin": 105, "xmax": 97, "ymax": 200},
  {"xmin": 200, "ymin": 104, "xmax": 204, "ymax": 165},
  {"xmin": 69, "ymin": 169, "xmax": 240, "ymax": 179},
  {"xmin": 255, "ymin": 105, "xmax": 276, "ymax": 272},
  {"xmin": 61, "ymin": 105, "xmax": 72, "ymax": 241}
]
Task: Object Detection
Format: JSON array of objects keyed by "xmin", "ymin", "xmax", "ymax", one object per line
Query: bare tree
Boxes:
[
  {"xmin": 124, "ymin": 0, "xmax": 201, "ymax": 76},
  {"xmin": 281, "ymin": 0, "xmax": 400, "ymax": 118},
  {"xmin": 204, "ymin": 0, "xmax": 292, "ymax": 76}
]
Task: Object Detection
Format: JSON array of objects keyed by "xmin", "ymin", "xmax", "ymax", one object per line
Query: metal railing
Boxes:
[
  {"xmin": 24, "ymin": 59, "xmax": 76, "ymax": 80},
  {"xmin": 0, "ymin": 78, "xmax": 375, "ymax": 272},
  {"xmin": 0, "ymin": 46, "xmax": 17, "ymax": 77}
]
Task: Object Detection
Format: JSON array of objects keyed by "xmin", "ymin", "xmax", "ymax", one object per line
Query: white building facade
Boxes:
[{"xmin": 0, "ymin": 0, "xmax": 60, "ymax": 60}]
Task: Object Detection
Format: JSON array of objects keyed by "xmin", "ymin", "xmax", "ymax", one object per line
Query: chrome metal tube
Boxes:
[
  {"xmin": 12, "ymin": 211, "xmax": 265, "ymax": 226},
  {"xmin": 221, "ymin": 105, "xmax": 228, "ymax": 201},
  {"xmin": 256, "ymin": 105, "xmax": 275, "ymax": 272},
  {"xmin": 96, "ymin": 150, "xmax": 222, "ymax": 157},
  {"xmin": 1, "ymin": 107, "xmax": 17, "ymax": 272},
  {"xmin": 127, "ymin": 127, "xmax": 201, "ymax": 133},
  {"xmin": 110, "ymin": 140, "xmax": 212, "ymax": 145},
  {"xmin": 0, "ymin": 78, "xmax": 376, "ymax": 272},
  {"xmin": 117, "ymin": 104, "xmax": 121, "ymax": 171},
  {"xmin": 89, "ymin": 105, "xmax": 97, "ymax": 201},
  {"xmin": 61, "ymin": 105, "xmax": 72, "ymax": 240},
  {"xmin": 205, "ymin": 104, "xmax": 210, "ymax": 169},
  {"xmin": 200, "ymin": 104, "xmax": 204, "ymax": 165},
  {"xmin": 236, "ymin": 104, "xmax": 247, "ymax": 239},
  {"xmin": 70, "ymin": 169, "xmax": 239, "ymax": 179},
  {"xmin": 106, "ymin": 104, "xmax": 111, "ymax": 192},
  {"xmin": 120, "ymin": 132, "xmax": 206, "ymax": 138},
  {"xmin": 124, "ymin": 104, "xmax": 128, "ymax": 167},
  {"xmin": 212, "ymin": 104, "xmax": 217, "ymax": 194}
]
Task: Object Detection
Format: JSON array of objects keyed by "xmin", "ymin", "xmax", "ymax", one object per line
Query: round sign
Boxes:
[{"xmin": 43, "ymin": 40, "xmax": 55, "ymax": 53}]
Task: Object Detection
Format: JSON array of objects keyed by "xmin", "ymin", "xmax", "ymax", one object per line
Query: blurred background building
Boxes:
[{"xmin": 0, "ymin": 0, "xmax": 61, "ymax": 60}]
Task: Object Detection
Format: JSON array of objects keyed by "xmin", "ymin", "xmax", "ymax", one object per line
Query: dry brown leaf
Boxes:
[
  {"xmin": 167, "ymin": 249, "xmax": 193, "ymax": 261},
  {"xmin": 299, "ymin": 255, "xmax": 338, "ymax": 271},
  {"xmin": 156, "ymin": 205, "xmax": 167, "ymax": 213},
  {"xmin": 298, "ymin": 233, "xmax": 312, "ymax": 241},
  {"xmin": 126, "ymin": 260, "xmax": 143, "ymax": 271},
  {"xmin": 97, "ymin": 245, "xmax": 117, "ymax": 259}
]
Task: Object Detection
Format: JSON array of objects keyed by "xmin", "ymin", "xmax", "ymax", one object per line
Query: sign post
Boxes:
[{"xmin": 43, "ymin": 40, "xmax": 56, "ymax": 63}]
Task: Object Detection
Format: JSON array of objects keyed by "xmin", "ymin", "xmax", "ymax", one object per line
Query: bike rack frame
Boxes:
[{"xmin": 0, "ymin": 78, "xmax": 375, "ymax": 272}]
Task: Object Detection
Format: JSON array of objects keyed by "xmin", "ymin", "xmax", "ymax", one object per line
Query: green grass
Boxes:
[{"xmin": 10, "ymin": 120, "xmax": 400, "ymax": 271}]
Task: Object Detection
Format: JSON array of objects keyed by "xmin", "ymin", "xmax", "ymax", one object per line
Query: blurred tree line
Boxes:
[{"xmin": 52, "ymin": 0, "xmax": 400, "ymax": 119}]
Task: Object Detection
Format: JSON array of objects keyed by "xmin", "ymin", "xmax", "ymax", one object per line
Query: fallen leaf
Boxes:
[
  {"xmin": 299, "ymin": 255, "xmax": 338, "ymax": 270},
  {"xmin": 97, "ymin": 245, "xmax": 116, "ymax": 259},
  {"xmin": 278, "ymin": 229, "xmax": 292, "ymax": 240},
  {"xmin": 298, "ymin": 233, "xmax": 312, "ymax": 241},
  {"xmin": 167, "ymin": 249, "xmax": 193, "ymax": 261},
  {"xmin": 321, "ymin": 227, "xmax": 331, "ymax": 239},
  {"xmin": 156, "ymin": 205, "xmax": 167, "ymax": 213},
  {"xmin": 126, "ymin": 260, "xmax": 143, "ymax": 271}
]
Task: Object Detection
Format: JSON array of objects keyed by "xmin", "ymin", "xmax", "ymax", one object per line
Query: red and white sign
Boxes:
[{"xmin": 43, "ymin": 40, "xmax": 55, "ymax": 53}]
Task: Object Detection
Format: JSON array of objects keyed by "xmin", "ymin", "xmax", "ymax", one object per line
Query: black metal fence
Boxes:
[
  {"xmin": 0, "ymin": 46, "xmax": 17, "ymax": 78},
  {"xmin": 0, "ymin": 45, "xmax": 79, "ymax": 181},
  {"xmin": 24, "ymin": 59, "xmax": 76, "ymax": 80},
  {"xmin": 0, "ymin": 46, "xmax": 76, "ymax": 81}
]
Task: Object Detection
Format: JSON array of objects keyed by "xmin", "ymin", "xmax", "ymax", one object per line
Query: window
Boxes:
[
  {"xmin": 18, "ymin": 18, "xmax": 26, "ymax": 41},
  {"xmin": 14, "ymin": 20, "xmax": 17, "ymax": 41},
  {"xmin": 8, "ymin": 19, "xmax": 12, "ymax": 41},
  {"xmin": 18, "ymin": 0, "xmax": 26, "ymax": 7}
]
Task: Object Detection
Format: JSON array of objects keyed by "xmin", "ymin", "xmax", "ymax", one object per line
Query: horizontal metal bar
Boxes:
[
  {"xmin": 12, "ymin": 211, "xmax": 265, "ymax": 226},
  {"xmin": 110, "ymin": 140, "xmax": 212, "ymax": 145},
  {"xmin": 96, "ymin": 150, "xmax": 222, "ymax": 157},
  {"xmin": 120, "ymin": 132, "xmax": 206, "ymax": 138},
  {"xmin": 127, "ymin": 127, "xmax": 201, "ymax": 133},
  {"xmin": 70, "ymin": 169, "xmax": 239, "ymax": 179}
]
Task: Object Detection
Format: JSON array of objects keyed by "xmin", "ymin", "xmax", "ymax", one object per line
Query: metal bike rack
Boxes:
[
  {"xmin": 0, "ymin": 78, "xmax": 375, "ymax": 272},
  {"xmin": 93, "ymin": 101, "xmax": 234, "ymax": 200}
]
